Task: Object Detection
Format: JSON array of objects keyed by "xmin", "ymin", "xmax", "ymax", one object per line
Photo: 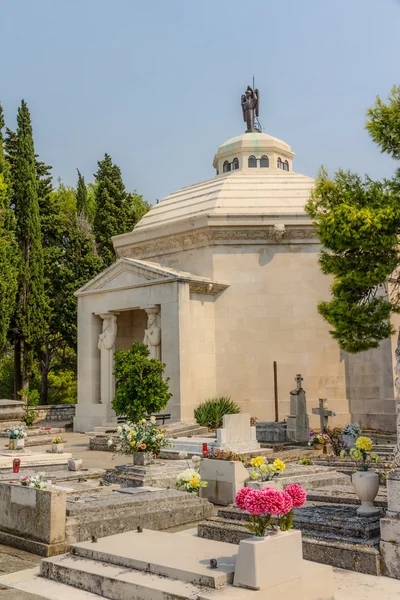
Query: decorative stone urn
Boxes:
[
  {"xmin": 132, "ymin": 452, "xmax": 153, "ymax": 466},
  {"xmin": 51, "ymin": 442, "xmax": 64, "ymax": 453},
  {"xmin": 9, "ymin": 438, "xmax": 24, "ymax": 451},
  {"xmin": 67, "ymin": 458, "xmax": 83, "ymax": 471},
  {"xmin": 351, "ymin": 471, "xmax": 380, "ymax": 515}
]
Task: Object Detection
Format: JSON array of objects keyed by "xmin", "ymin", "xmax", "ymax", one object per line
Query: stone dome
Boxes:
[{"xmin": 112, "ymin": 131, "xmax": 315, "ymax": 256}]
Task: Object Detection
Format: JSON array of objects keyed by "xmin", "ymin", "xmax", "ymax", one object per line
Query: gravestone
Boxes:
[
  {"xmin": 286, "ymin": 374, "xmax": 310, "ymax": 443},
  {"xmin": 255, "ymin": 421, "xmax": 287, "ymax": 444},
  {"xmin": 312, "ymin": 398, "xmax": 336, "ymax": 430},
  {"xmin": 216, "ymin": 413, "xmax": 261, "ymax": 452}
]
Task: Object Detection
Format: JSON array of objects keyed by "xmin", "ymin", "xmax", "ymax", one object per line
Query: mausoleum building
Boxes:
[{"xmin": 74, "ymin": 129, "xmax": 397, "ymax": 433}]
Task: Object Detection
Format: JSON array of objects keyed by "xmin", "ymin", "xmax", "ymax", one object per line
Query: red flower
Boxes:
[{"xmin": 244, "ymin": 489, "xmax": 270, "ymax": 515}]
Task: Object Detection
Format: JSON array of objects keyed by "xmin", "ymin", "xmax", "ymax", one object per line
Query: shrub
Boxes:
[
  {"xmin": 194, "ymin": 396, "xmax": 241, "ymax": 429},
  {"xmin": 299, "ymin": 457, "xmax": 313, "ymax": 466},
  {"xmin": 112, "ymin": 342, "xmax": 172, "ymax": 423}
]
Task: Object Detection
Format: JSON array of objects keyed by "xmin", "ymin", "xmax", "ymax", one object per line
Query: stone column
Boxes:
[{"xmin": 98, "ymin": 313, "xmax": 118, "ymax": 406}]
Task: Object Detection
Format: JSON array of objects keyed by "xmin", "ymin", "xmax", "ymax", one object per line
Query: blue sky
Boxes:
[{"xmin": 1, "ymin": 0, "xmax": 399, "ymax": 204}]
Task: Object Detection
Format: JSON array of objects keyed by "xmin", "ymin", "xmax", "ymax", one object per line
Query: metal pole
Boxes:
[{"xmin": 273, "ymin": 361, "xmax": 279, "ymax": 422}]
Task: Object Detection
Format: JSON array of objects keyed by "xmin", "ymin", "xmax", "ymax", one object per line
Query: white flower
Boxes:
[
  {"xmin": 150, "ymin": 416, "xmax": 156, "ymax": 424},
  {"xmin": 179, "ymin": 451, "xmax": 188, "ymax": 459},
  {"xmin": 250, "ymin": 471, "xmax": 259, "ymax": 480},
  {"xmin": 107, "ymin": 438, "xmax": 114, "ymax": 447},
  {"xmin": 191, "ymin": 455, "xmax": 201, "ymax": 464}
]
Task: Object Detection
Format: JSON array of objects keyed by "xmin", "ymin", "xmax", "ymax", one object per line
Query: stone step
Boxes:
[
  {"xmin": 40, "ymin": 554, "xmax": 209, "ymax": 600},
  {"xmin": 69, "ymin": 529, "xmax": 236, "ymax": 589},
  {"xmin": 306, "ymin": 485, "xmax": 387, "ymax": 508}
]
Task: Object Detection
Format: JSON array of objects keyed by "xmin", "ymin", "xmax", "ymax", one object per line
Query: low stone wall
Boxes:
[
  {"xmin": 0, "ymin": 482, "xmax": 67, "ymax": 556},
  {"xmin": 33, "ymin": 404, "xmax": 75, "ymax": 423}
]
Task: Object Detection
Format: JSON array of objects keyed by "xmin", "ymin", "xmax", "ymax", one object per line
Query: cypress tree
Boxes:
[
  {"xmin": 93, "ymin": 154, "xmax": 130, "ymax": 267},
  {"xmin": 13, "ymin": 100, "xmax": 47, "ymax": 390},
  {"xmin": 0, "ymin": 105, "xmax": 18, "ymax": 349},
  {"xmin": 76, "ymin": 169, "xmax": 89, "ymax": 216}
]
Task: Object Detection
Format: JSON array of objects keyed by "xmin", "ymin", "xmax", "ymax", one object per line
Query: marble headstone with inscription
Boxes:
[{"xmin": 216, "ymin": 413, "xmax": 261, "ymax": 452}]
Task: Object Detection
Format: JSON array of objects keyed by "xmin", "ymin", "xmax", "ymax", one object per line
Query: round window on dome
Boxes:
[
  {"xmin": 248, "ymin": 155, "xmax": 257, "ymax": 168},
  {"xmin": 260, "ymin": 155, "xmax": 269, "ymax": 168}
]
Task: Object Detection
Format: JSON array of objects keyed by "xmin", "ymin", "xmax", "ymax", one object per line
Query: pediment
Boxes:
[{"xmin": 76, "ymin": 258, "xmax": 172, "ymax": 295}]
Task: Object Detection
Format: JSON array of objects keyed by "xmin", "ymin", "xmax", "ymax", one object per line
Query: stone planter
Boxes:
[
  {"xmin": 132, "ymin": 452, "xmax": 153, "ymax": 466},
  {"xmin": 314, "ymin": 443, "xmax": 324, "ymax": 452},
  {"xmin": 8, "ymin": 438, "xmax": 25, "ymax": 451},
  {"xmin": 67, "ymin": 458, "xmax": 83, "ymax": 471},
  {"xmin": 51, "ymin": 443, "xmax": 64, "ymax": 453},
  {"xmin": 352, "ymin": 470, "xmax": 380, "ymax": 515},
  {"xmin": 342, "ymin": 434, "xmax": 358, "ymax": 449},
  {"xmin": 246, "ymin": 479, "xmax": 283, "ymax": 491},
  {"xmin": 199, "ymin": 458, "xmax": 249, "ymax": 506},
  {"xmin": 233, "ymin": 529, "xmax": 302, "ymax": 590}
]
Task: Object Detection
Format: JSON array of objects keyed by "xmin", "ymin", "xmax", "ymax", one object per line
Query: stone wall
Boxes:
[
  {"xmin": 33, "ymin": 405, "xmax": 76, "ymax": 423},
  {"xmin": 0, "ymin": 482, "xmax": 67, "ymax": 556}
]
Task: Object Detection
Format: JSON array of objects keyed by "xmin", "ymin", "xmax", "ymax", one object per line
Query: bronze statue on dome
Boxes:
[{"xmin": 241, "ymin": 86, "xmax": 260, "ymax": 133}]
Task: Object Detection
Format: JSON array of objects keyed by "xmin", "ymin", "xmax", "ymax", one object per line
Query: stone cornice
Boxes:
[{"xmin": 116, "ymin": 224, "xmax": 317, "ymax": 260}]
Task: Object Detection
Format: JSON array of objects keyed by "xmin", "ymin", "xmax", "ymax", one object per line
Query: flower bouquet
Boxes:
[
  {"xmin": 111, "ymin": 417, "xmax": 172, "ymax": 462},
  {"xmin": 176, "ymin": 468, "xmax": 208, "ymax": 494},
  {"xmin": 308, "ymin": 430, "xmax": 330, "ymax": 448},
  {"xmin": 340, "ymin": 436, "xmax": 380, "ymax": 471},
  {"xmin": 248, "ymin": 456, "xmax": 286, "ymax": 482},
  {"xmin": 20, "ymin": 472, "xmax": 51, "ymax": 489},
  {"xmin": 235, "ymin": 484, "xmax": 307, "ymax": 535},
  {"xmin": 341, "ymin": 424, "xmax": 362, "ymax": 438},
  {"xmin": 8, "ymin": 426, "xmax": 27, "ymax": 439}
]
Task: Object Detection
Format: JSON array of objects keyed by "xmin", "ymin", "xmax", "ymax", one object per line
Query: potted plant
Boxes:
[
  {"xmin": 247, "ymin": 456, "xmax": 286, "ymax": 490},
  {"xmin": 340, "ymin": 436, "xmax": 380, "ymax": 514},
  {"xmin": 51, "ymin": 437, "xmax": 65, "ymax": 453},
  {"xmin": 233, "ymin": 484, "xmax": 307, "ymax": 589},
  {"xmin": 341, "ymin": 423, "xmax": 362, "ymax": 449},
  {"xmin": 113, "ymin": 417, "xmax": 171, "ymax": 465},
  {"xmin": 8, "ymin": 426, "xmax": 27, "ymax": 450}
]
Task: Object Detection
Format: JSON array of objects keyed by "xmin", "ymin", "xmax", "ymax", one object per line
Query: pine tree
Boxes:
[
  {"xmin": 76, "ymin": 169, "xmax": 88, "ymax": 215},
  {"xmin": 0, "ymin": 105, "xmax": 18, "ymax": 349},
  {"xmin": 13, "ymin": 100, "xmax": 47, "ymax": 390},
  {"xmin": 93, "ymin": 154, "xmax": 131, "ymax": 267}
]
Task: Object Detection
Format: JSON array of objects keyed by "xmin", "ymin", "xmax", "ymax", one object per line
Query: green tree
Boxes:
[
  {"xmin": 93, "ymin": 154, "xmax": 149, "ymax": 267},
  {"xmin": 0, "ymin": 105, "xmax": 18, "ymax": 349},
  {"xmin": 12, "ymin": 100, "xmax": 47, "ymax": 391},
  {"xmin": 75, "ymin": 168, "xmax": 95, "ymax": 221},
  {"xmin": 112, "ymin": 342, "xmax": 172, "ymax": 423}
]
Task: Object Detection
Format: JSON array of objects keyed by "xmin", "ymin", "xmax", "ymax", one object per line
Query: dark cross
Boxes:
[
  {"xmin": 312, "ymin": 398, "xmax": 336, "ymax": 431},
  {"xmin": 295, "ymin": 374, "xmax": 303, "ymax": 391}
]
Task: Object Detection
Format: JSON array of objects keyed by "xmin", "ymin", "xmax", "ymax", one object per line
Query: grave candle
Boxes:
[
  {"xmin": 202, "ymin": 443, "xmax": 208, "ymax": 458},
  {"xmin": 12, "ymin": 458, "xmax": 20, "ymax": 473}
]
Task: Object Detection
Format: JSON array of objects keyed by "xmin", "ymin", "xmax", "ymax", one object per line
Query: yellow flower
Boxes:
[
  {"xmin": 273, "ymin": 459, "xmax": 286, "ymax": 472},
  {"xmin": 250, "ymin": 456, "xmax": 265, "ymax": 468},
  {"xmin": 189, "ymin": 476, "xmax": 200, "ymax": 487},
  {"xmin": 355, "ymin": 437, "xmax": 373, "ymax": 452},
  {"xmin": 130, "ymin": 441, "xmax": 136, "ymax": 447},
  {"xmin": 259, "ymin": 464, "xmax": 268, "ymax": 473}
]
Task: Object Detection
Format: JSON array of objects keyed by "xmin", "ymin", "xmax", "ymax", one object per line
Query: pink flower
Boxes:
[
  {"xmin": 261, "ymin": 488, "xmax": 287, "ymax": 515},
  {"xmin": 235, "ymin": 487, "xmax": 253, "ymax": 510},
  {"xmin": 285, "ymin": 484, "xmax": 307, "ymax": 508},
  {"xmin": 280, "ymin": 491, "xmax": 293, "ymax": 515},
  {"xmin": 244, "ymin": 489, "xmax": 270, "ymax": 515}
]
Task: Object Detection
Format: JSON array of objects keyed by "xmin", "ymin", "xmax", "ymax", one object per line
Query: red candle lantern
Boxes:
[
  {"xmin": 13, "ymin": 458, "xmax": 21, "ymax": 473},
  {"xmin": 202, "ymin": 443, "xmax": 208, "ymax": 458}
]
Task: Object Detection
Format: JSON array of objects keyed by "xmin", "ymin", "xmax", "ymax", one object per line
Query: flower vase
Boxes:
[
  {"xmin": 132, "ymin": 452, "xmax": 153, "ymax": 466},
  {"xmin": 15, "ymin": 438, "xmax": 25, "ymax": 449},
  {"xmin": 342, "ymin": 434, "xmax": 357, "ymax": 449},
  {"xmin": 51, "ymin": 443, "xmax": 64, "ymax": 453},
  {"xmin": 351, "ymin": 471, "xmax": 380, "ymax": 515},
  {"xmin": 8, "ymin": 439, "xmax": 15, "ymax": 451},
  {"xmin": 314, "ymin": 443, "xmax": 324, "ymax": 452}
]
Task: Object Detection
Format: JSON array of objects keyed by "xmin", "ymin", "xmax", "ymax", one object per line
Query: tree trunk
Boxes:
[
  {"xmin": 13, "ymin": 337, "xmax": 22, "ymax": 400},
  {"xmin": 40, "ymin": 347, "xmax": 50, "ymax": 405}
]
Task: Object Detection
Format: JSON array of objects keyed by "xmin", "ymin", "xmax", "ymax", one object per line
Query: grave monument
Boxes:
[
  {"xmin": 287, "ymin": 374, "xmax": 310, "ymax": 443},
  {"xmin": 74, "ymin": 86, "xmax": 397, "ymax": 433}
]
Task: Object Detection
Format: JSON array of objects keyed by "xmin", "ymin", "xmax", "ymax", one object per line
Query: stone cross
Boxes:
[
  {"xmin": 295, "ymin": 374, "xmax": 303, "ymax": 391},
  {"xmin": 312, "ymin": 398, "xmax": 336, "ymax": 431}
]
